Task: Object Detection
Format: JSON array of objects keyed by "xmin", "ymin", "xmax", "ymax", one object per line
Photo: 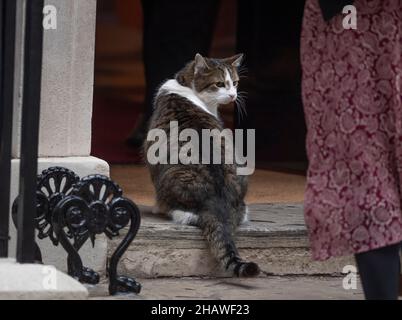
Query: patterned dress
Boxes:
[{"xmin": 301, "ymin": 0, "xmax": 402, "ymax": 260}]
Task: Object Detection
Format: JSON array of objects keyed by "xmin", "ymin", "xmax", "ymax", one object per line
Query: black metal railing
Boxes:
[
  {"xmin": 16, "ymin": 0, "xmax": 45, "ymax": 263},
  {"xmin": 0, "ymin": 0, "xmax": 43, "ymax": 262},
  {"xmin": 1, "ymin": 0, "xmax": 141, "ymax": 295},
  {"xmin": 0, "ymin": 0, "xmax": 19, "ymax": 259}
]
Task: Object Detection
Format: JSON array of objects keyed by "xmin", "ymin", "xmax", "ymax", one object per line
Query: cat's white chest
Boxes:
[{"xmin": 158, "ymin": 79, "xmax": 218, "ymax": 117}]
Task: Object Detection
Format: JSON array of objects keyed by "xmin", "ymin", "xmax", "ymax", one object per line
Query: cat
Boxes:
[{"xmin": 144, "ymin": 53, "xmax": 260, "ymax": 277}]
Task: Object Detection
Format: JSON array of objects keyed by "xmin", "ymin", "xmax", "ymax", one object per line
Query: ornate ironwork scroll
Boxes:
[{"xmin": 12, "ymin": 166, "xmax": 141, "ymax": 295}]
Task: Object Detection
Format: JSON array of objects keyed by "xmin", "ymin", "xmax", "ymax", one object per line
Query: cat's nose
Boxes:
[{"xmin": 229, "ymin": 94, "xmax": 237, "ymax": 100}]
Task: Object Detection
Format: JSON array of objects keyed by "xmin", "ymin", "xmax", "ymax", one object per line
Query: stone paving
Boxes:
[{"xmin": 88, "ymin": 276, "xmax": 364, "ymax": 300}]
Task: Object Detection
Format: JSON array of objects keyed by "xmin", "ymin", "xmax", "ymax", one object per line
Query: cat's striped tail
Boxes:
[{"xmin": 199, "ymin": 209, "xmax": 260, "ymax": 277}]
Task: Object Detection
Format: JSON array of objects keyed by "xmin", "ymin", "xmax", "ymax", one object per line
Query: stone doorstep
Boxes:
[{"xmin": 108, "ymin": 203, "xmax": 354, "ymax": 278}]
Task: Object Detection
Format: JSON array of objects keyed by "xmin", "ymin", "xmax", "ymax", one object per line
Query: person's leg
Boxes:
[
  {"xmin": 127, "ymin": 0, "xmax": 220, "ymax": 147},
  {"xmin": 355, "ymin": 242, "xmax": 401, "ymax": 300}
]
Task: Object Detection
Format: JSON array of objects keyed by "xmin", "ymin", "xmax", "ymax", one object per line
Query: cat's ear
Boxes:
[
  {"xmin": 194, "ymin": 53, "xmax": 209, "ymax": 74},
  {"xmin": 224, "ymin": 53, "xmax": 244, "ymax": 68}
]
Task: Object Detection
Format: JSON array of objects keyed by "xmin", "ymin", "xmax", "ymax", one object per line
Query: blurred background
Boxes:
[{"xmin": 92, "ymin": 0, "xmax": 307, "ymax": 174}]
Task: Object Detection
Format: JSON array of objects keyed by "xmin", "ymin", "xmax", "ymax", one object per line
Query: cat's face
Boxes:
[{"xmin": 192, "ymin": 53, "xmax": 243, "ymax": 106}]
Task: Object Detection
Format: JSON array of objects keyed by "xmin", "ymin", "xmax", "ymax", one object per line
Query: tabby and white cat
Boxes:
[{"xmin": 144, "ymin": 53, "xmax": 260, "ymax": 277}]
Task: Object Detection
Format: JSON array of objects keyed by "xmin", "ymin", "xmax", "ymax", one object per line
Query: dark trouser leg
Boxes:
[
  {"xmin": 127, "ymin": 0, "xmax": 220, "ymax": 147},
  {"xmin": 355, "ymin": 242, "xmax": 401, "ymax": 300}
]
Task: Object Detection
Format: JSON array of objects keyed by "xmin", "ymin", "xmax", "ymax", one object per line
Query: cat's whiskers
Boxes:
[
  {"xmin": 234, "ymin": 92, "xmax": 248, "ymax": 123},
  {"xmin": 237, "ymin": 66, "xmax": 248, "ymax": 76}
]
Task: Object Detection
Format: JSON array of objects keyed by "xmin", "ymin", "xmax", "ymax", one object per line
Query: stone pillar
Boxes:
[
  {"xmin": 8, "ymin": 0, "xmax": 108, "ymax": 274},
  {"xmin": 13, "ymin": 0, "xmax": 97, "ymax": 158}
]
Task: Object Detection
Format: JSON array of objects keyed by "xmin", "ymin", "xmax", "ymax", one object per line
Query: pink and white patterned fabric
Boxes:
[{"xmin": 301, "ymin": 0, "xmax": 402, "ymax": 260}]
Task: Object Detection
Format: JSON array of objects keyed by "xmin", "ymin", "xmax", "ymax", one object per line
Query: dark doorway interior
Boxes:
[
  {"xmin": 236, "ymin": 0, "xmax": 307, "ymax": 172},
  {"xmin": 92, "ymin": 0, "xmax": 307, "ymax": 173}
]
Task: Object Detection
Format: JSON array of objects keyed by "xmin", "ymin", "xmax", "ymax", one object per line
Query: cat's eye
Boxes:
[
  {"xmin": 215, "ymin": 82, "xmax": 225, "ymax": 88},
  {"xmin": 233, "ymin": 81, "xmax": 239, "ymax": 87}
]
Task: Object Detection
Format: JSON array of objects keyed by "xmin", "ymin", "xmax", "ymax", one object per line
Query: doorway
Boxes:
[{"xmin": 92, "ymin": 0, "xmax": 307, "ymax": 173}]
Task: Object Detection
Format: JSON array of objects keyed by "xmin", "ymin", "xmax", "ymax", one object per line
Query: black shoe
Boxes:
[
  {"xmin": 126, "ymin": 129, "xmax": 147, "ymax": 148},
  {"xmin": 126, "ymin": 116, "xmax": 149, "ymax": 148}
]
